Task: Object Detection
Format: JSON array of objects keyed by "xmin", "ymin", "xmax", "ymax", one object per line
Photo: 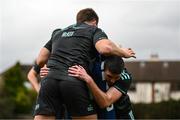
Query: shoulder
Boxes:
[
  {"xmin": 94, "ymin": 27, "xmax": 105, "ymax": 33},
  {"xmin": 113, "ymin": 68, "xmax": 132, "ymax": 94},
  {"xmin": 51, "ymin": 28, "xmax": 62, "ymax": 37},
  {"xmin": 120, "ymin": 68, "xmax": 132, "ymax": 81}
]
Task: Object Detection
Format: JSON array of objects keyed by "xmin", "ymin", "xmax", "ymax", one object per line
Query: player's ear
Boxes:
[{"xmin": 91, "ymin": 19, "xmax": 97, "ymax": 26}]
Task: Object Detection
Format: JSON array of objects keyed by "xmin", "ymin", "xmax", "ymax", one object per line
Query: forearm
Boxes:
[
  {"xmin": 68, "ymin": 65, "xmax": 114, "ymax": 108},
  {"xmin": 95, "ymin": 39, "xmax": 135, "ymax": 58},
  {"xmin": 27, "ymin": 68, "xmax": 40, "ymax": 93},
  {"xmin": 107, "ymin": 41, "xmax": 127, "ymax": 57},
  {"xmin": 85, "ymin": 76, "xmax": 112, "ymax": 108},
  {"xmin": 27, "ymin": 47, "xmax": 50, "ymax": 93}
]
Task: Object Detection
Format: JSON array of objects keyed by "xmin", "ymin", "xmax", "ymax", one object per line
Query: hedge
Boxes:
[{"xmin": 133, "ymin": 100, "xmax": 180, "ymax": 119}]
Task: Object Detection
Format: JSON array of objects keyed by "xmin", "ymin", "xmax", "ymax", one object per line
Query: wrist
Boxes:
[
  {"xmin": 118, "ymin": 48, "xmax": 126, "ymax": 58},
  {"xmin": 85, "ymin": 76, "xmax": 93, "ymax": 84}
]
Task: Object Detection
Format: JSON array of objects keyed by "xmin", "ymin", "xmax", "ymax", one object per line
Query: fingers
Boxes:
[
  {"xmin": 68, "ymin": 65, "xmax": 86, "ymax": 79},
  {"xmin": 131, "ymin": 52, "xmax": 136, "ymax": 58},
  {"xmin": 68, "ymin": 65, "xmax": 81, "ymax": 75},
  {"xmin": 41, "ymin": 67, "xmax": 49, "ymax": 70},
  {"xmin": 130, "ymin": 51, "xmax": 136, "ymax": 58},
  {"xmin": 131, "ymin": 55, "xmax": 136, "ymax": 58},
  {"xmin": 68, "ymin": 65, "xmax": 84, "ymax": 72},
  {"xmin": 68, "ymin": 67, "xmax": 78, "ymax": 71},
  {"xmin": 40, "ymin": 69, "xmax": 49, "ymax": 74},
  {"xmin": 78, "ymin": 65, "xmax": 84, "ymax": 69},
  {"xmin": 68, "ymin": 68, "xmax": 78, "ymax": 74},
  {"xmin": 68, "ymin": 69, "xmax": 81, "ymax": 79},
  {"xmin": 40, "ymin": 73, "xmax": 48, "ymax": 78},
  {"xmin": 40, "ymin": 68, "xmax": 49, "ymax": 78},
  {"xmin": 127, "ymin": 48, "xmax": 136, "ymax": 59},
  {"xmin": 68, "ymin": 73, "xmax": 79, "ymax": 77}
]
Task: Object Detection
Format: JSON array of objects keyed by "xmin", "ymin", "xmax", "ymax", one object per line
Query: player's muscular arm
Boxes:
[
  {"xmin": 36, "ymin": 47, "xmax": 50, "ymax": 67},
  {"xmin": 27, "ymin": 68, "xmax": 40, "ymax": 92},
  {"xmin": 95, "ymin": 39, "xmax": 136, "ymax": 58},
  {"xmin": 68, "ymin": 65, "xmax": 122, "ymax": 108},
  {"xmin": 27, "ymin": 47, "xmax": 50, "ymax": 93},
  {"xmin": 87, "ymin": 78, "xmax": 123, "ymax": 108}
]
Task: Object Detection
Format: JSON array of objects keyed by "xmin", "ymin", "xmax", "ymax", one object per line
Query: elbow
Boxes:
[
  {"xmin": 27, "ymin": 71, "xmax": 32, "ymax": 81},
  {"xmin": 27, "ymin": 69, "xmax": 36, "ymax": 81},
  {"xmin": 99, "ymin": 97, "xmax": 112, "ymax": 108},
  {"xmin": 99, "ymin": 101, "xmax": 111, "ymax": 109}
]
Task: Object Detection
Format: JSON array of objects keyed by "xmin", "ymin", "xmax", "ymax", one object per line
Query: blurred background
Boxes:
[{"xmin": 0, "ymin": 0, "xmax": 180, "ymax": 119}]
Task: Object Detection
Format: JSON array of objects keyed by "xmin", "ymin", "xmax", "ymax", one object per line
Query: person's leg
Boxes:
[
  {"xmin": 72, "ymin": 114, "xmax": 97, "ymax": 120},
  {"xmin": 34, "ymin": 115, "xmax": 55, "ymax": 120}
]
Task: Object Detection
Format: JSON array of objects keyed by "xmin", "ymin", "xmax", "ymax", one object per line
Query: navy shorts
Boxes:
[{"xmin": 33, "ymin": 76, "xmax": 96, "ymax": 117}]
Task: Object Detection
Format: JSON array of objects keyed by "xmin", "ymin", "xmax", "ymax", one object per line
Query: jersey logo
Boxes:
[
  {"xmin": 87, "ymin": 104, "xmax": 94, "ymax": 112},
  {"xmin": 35, "ymin": 104, "xmax": 39, "ymax": 110},
  {"xmin": 61, "ymin": 31, "xmax": 74, "ymax": 37},
  {"xmin": 120, "ymin": 70, "xmax": 131, "ymax": 80}
]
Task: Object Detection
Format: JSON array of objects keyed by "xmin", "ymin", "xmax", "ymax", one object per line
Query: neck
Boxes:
[{"xmin": 84, "ymin": 21, "xmax": 97, "ymax": 27}]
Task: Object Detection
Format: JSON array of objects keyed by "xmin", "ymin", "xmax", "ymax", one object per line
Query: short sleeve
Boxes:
[
  {"xmin": 44, "ymin": 40, "xmax": 52, "ymax": 52},
  {"xmin": 93, "ymin": 28, "xmax": 108, "ymax": 45},
  {"xmin": 113, "ymin": 68, "xmax": 132, "ymax": 94},
  {"xmin": 43, "ymin": 29, "xmax": 61, "ymax": 52}
]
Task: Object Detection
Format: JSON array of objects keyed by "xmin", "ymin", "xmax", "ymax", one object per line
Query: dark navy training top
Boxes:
[{"xmin": 44, "ymin": 23, "xmax": 108, "ymax": 79}]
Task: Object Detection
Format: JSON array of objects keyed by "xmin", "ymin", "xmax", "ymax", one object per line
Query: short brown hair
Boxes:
[{"xmin": 76, "ymin": 8, "xmax": 99, "ymax": 25}]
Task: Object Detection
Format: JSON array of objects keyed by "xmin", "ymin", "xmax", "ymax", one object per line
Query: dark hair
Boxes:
[
  {"xmin": 104, "ymin": 56, "xmax": 124, "ymax": 74},
  {"xmin": 76, "ymin": 8, "xmax": 99, "ymax": 25}
]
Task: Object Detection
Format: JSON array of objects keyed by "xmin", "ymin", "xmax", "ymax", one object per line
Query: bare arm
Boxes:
[
  {"xmin": 27, "ymin": 68, "xmax": 40, "ymax": 92},
  {"xmin": 36, "ymin": 47, "xmax": 51, "ymax": 67},
  {"xmin": 95, "ymin": 39, "xmax": 136, "ymax": 58},
  {"xmin": 27, "ymin": 47, "xmax": 50, "ymax": 93},
  {"xmin": 68, "ymin": 65, "xmax": 122, "ymax": 108}
]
